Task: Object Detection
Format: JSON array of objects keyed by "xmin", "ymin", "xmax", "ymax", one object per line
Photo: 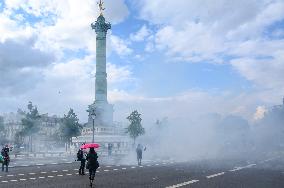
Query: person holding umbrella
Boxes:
[{"xmin": 81, "ymin": 143, "xmax": 100, "ymax": 187}]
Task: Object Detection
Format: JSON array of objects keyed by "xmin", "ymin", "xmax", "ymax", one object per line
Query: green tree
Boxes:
[
  {"xmin": 126, "ymin": 110, "xmax": 145, "ymax": 144},
  {"xmin": 0, "ymin": 116, "xmax": 4, "ymax": 134},
  {"xmin": 59, "ymin": 109, "xmax": 82, "ymax": 151},
  {"xmin": 19, "ymin": 102, "xmax": 41, "ymax": 152},
  {"xmin": 0, "ymin": 116, "xmax": 7, "ymax": 145}
]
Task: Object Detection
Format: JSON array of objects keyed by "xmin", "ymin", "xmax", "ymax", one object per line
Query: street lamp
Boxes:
[{"xmin": 91, "ymin": 109, "xmax": 96, "ymax": 143}]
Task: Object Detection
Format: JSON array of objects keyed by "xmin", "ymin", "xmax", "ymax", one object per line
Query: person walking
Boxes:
[
  {"xmin": 77, "ymin": 148, "xmax": 86, "ymax": 175},
  {"xmin": 1, "ymin": 146, "xmax": 10, "ymax": 172},
  {"xmin": 86, "ymin": 147, "xmax": 99, "ymax": 187}
]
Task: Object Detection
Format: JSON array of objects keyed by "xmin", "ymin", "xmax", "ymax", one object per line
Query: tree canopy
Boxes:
[
  {"xmin": 59, "ymin": 109, "xmax": 82, "ymax": 143},
  {"xmin": 20, "ymin": 102, "xmax": 41, "ymax": 137},
  {"xmin": 126, "ymin": 110, "xmax": 145, "ymax": 144}
]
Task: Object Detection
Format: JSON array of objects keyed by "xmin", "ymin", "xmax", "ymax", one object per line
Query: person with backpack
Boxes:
[
  {"xmin": 86, "ymin": 147, "xmax": 99, "ymax": 186},
  {"xmin": 1, "ymin": 146, "xmax": 10, "ymax": 172},
  {"xmin": 77, "ymin": 148, "xmax": 86, "ymax": 175}
]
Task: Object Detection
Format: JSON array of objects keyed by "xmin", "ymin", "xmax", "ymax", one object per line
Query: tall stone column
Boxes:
[
  {"xmin": 92, "ymin": 15, "xmax": 111, "ymax": 103},
  {"xmin": 87, "ymin": 14, "xmax": 113, "ymax": 126}
]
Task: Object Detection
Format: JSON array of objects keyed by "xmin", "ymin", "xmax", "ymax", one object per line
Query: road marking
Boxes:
[
  {"xmin": 165, "ymin": 180, "xmax": 199, "ymax": 188},
  {"xmin": 29, "ymin": 178, "xmax": 36, "ymax": 180},
  {"xmin": 62, "ymin": 170, "xmax": 69, "ymax": 172},
  {"xmin": 139, "ymin": 166, "xmax": 144, "ymax": 168},
  {"xmin": 57, "ymin": 175, "xmax": 63, "ymax": 177},
  {"xmin": 29, "ymin": 173, "xmax": 36, "ymax": 175},
  {"xmin": 122, "ymin": 168, "xmax": 127, "ymax": 170},
  {"xmin": 131, "ymin": 167, "xmax": 136, "ymax": 169},
  {"xmin": 41, "ymin": 172, "xmax": 47, "ymax": 174},
  {"xmin": 74, "ymin": 169, "xmax": 79, "ymax": 171},
  {"xmin": 7, "ymin": 175, "xmax": 14, "ymax": 177},
  {"xmin": 20, "ymin": 179, "xmax": 27, "ymax": 181},
  {"xmin": 18, "ymin": 174, "xmax": 25, "ymax": 176},
  {"xmin": 1, "ymin": 181, "xmax": 8, "ymax": 183},
  {"xmin": 66, "ymin": 174, "xmax": 72, "ymax": 176},
  {"xmin": 10, "ymin": 180, "xmax": 18, "ymax": 182},
  {"xmin": 229, "ymin": 167, "xmax": 242, "ymax": 172},
  {"xmin": 48, "ymin": 176, "xmax": 54, "ymax": 178},
  {"xmin": 39, "ymin": 177, "xmax": 45, "ymax": 179},
  {"xmin": 106, "ymin": 166, "xmax": 112, "ymax": 168},
  {"xmin": 52, "ymin": 171, "xmax": 58, "ymax": 173},
  {"xmin": 113, "ymin": 169, "xmax": 118, "ymax": 171},
  {"xmin": 36, "ymin": 164, "xmax": 44, "ymax": 166},
  {"xmin": 104, "ymin": 170, "xmax": 109, "ymax": 172},
  {"xmin": 51, "ymin": 163, "xmax": 58, "ymax": 165},
  {"xmin": 207, "ymin": 172, "xmax": 225, "ymax": 179}
]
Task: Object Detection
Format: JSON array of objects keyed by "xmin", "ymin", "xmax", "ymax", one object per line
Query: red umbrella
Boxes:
[{"xmin": 80, "ymin": 143, "xmax": 100, "ymax": 149}]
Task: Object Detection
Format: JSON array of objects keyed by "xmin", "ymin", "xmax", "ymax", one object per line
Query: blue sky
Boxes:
[{"xmin": 0, "ymin": 0, "xmax": 284, "ymax": 122}]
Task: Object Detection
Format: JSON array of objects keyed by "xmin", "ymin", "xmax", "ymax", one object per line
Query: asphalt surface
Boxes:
[{"xmin": 0, "ymin": 155, "xmax": 283, "ymax": 188}]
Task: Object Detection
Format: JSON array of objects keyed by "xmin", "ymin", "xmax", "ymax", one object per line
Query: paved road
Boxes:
[{"xmin": 0, "ymin": 155, "xmax": 283, "ymax": 188}]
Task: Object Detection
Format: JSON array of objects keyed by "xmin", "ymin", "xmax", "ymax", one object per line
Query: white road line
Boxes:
[
  {"xmin": 51, "ymin": 163, "xmax": 58, "ymax": 165},
  {"xmin": 106, "ymin": 166, "xmax": 112, "ymax": 168},
  {"xmin": 57, "ymin": 175, "xmax": 63, "ymax": 177},
  {"xmin": 131, "ymin": 167, "xmax": 136, "ymax": 169},
  {"xmin": 207, "ymin": 172, "xmax": 225, "ymax": 179},
  {"xmin": 48, "ymin": 176, "xmax": 54, "ymax": 178},
  {"xmin": 122, "ymin": 168, "xmax": 127, "ymax": 170},
  {"xmin": 165, "ymin": 180, "xmax": 199, "ymax": 188},
  {"xmin": 113, "ymin": 169, "xmax": 118, "ymax": 171},
  {"xmin": 229, "ymin": 167, "xmax": 242, "ymax": 172},
  {"xmin": 39, "ymin": 177, "xmax": 45, "ymax": 179},
  {"xmin": 19, "ymin": 179, "xmax": 27, "ymax": 181},
  {"xmin": 62, "ymin": 170, "xmax": 69, "ymax": 172},
  {"xmin": 29, "ymin": 173, "xmax": 36, "ymax": 175},
  {"xmin": 104, "ymin": 170, "xmax": 109, "ymax": 172},
  {"xmin": 29, "ymin": 178, "xmax": 36, "ymax": 180},
  {"xmin": 1, "ymin": 181, "xmax": 8, "ymax": 183},
  {"xmin": 7, "ymin": 175, "xmax": 14, "ymax": 177},
  {"xmin": 139, "ymin": 166, "xmax": 144, "ymax": 168},
  {"xmin": 74, "ymin": 169, "xmax": 79, "ymax": 171},
  {"xmin": 66, "ymin": 174, "xmax": 72, "ymax": 176},
  {"xmin": 40, "ymin": 172, "xmax": 47, "ymax": 174},
  {"xmin": 10, "ymin": 180, "xmax": 18, "ymax": 182},
  {"xmin": 52, "ymin": 171, "xmax": 58, "ymax": 173},
  {"xmin": 18, "ymin": 174, "xmax": 25, "ymax": 176}
]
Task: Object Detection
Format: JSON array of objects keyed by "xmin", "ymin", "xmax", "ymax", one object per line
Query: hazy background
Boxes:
[{"xmin": 0, "ymin": 0, "xmax": 284, "ymax": 159}]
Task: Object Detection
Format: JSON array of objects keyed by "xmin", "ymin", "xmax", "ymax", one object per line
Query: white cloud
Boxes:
[
  {"xmin": 110, "ymin": 35, "xmax": 133, "ymax": 56},
  {"xmin": 253, "ymin": 106, "xmax": 267, "ymax": 121},
  {"xmin": 130, "ymin": 25, "xmax": 151, "ymax": 42},
  {"xmin": 2, "ymin": 0, "xmax": 130, "ymax": 57}
]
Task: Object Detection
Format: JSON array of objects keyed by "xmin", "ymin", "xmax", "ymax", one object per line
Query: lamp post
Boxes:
[{"xmin": 91, "ymin": 109, "xmax": 96, "ymax": 143}]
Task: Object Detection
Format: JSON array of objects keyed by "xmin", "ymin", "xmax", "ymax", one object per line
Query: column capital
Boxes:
[{"xmin": 91, "ymin": 15, "xmax": 111, "ymax": 33}]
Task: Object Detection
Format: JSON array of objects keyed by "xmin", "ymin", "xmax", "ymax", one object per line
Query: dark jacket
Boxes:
[{"xmin": 86, "ymin": 152, "xmax": 99, "ymax": 169}]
